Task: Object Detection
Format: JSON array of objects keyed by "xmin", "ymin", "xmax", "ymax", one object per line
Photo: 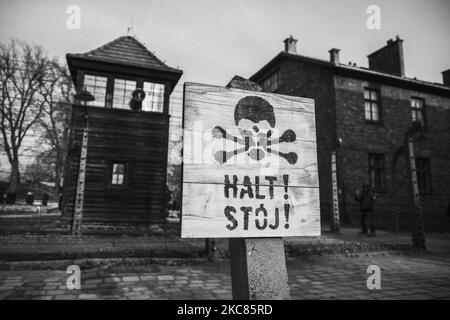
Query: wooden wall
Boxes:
[{"xmin": 62, "ymin": 105, "xmax": 169, "ymax": 223}]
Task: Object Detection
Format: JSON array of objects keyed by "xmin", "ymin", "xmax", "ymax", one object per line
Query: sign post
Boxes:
[{"xmin": 181, "ymin": 76, "xmax": 321, "ymax": 299}]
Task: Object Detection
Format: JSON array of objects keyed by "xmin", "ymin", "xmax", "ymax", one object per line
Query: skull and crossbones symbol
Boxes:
[{"xmin": 212, "ymin": 96, "xmax": 298, "ymax": 165}]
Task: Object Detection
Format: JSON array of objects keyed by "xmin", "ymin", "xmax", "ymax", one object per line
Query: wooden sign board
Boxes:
[{"xmin": 181, "ymin": 82, "xmax": 321, "ymax": 238}]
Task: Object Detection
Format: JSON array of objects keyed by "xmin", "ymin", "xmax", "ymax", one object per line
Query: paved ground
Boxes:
[
  {"xmin": 2, "ymin": 227, "xmax": 449, "ymax": 262},
  {"xmin": 1, "ymin": 224, "xmax": 449, "ymax": 300},
  {"xmin": 1, "ymin": 252, "xmax": 449, "ymax": 300}
]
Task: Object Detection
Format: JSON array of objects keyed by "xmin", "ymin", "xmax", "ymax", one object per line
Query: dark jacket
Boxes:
[{"xmin": 355, "ymin": 189, "xmax": 375, "ymax": 212}]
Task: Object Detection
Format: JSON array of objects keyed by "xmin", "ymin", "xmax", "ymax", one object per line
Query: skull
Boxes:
[
  {"xmin": 212, "ymin": 95, "xmax": 298, "ymax": 165},
  {"xmin": 235, "ymin": 96, "xmax": 275, "ymax": 161}
]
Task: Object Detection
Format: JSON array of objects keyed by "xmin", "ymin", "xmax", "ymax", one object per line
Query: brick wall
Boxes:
[
  {"xmin": 334, "ymin": 75, "xmax": 450, "ymax": 232},
  {"xmin": 252, "ymin": 56, "xmax": 450, "ymax": 232}
]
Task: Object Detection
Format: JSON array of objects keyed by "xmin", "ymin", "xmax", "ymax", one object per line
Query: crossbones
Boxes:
[{"xmin": 212, "ymin": 96, "xmax": 298, "ymax": 165}]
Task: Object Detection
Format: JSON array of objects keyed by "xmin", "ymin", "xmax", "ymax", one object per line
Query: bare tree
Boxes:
[
  {"xmin": 0, "ymin": 40, "xmax": 56, "ymax": 193},
  {"xmin": 37, "ymin": 62, "xmax": 73, "ymax": 195}
]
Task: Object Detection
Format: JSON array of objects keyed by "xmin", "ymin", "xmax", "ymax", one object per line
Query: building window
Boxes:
[
  {"xmin": 142, "ymin": 81, "xmax": 165, "ymax": 112},
  {"xmin": 415, "ymin": 158, "xmax": 432, "ymax": 192},
  {"xmin": 368, "ymin": 153, "xmax": 385, "ymax": 191},
  {"xmin": 111, "ymin": 162, "xmax": 126, "ymax": 186},
  {"xmin": 411, "ymin": 97, "xmax": 426, "ymax": 127},
  {"xmin": 261, "ymin": 71, "xmax": 280, "ymax": 92},
  {"xmin": 113, "ymin": 79, "xmax": 137, "ymax": 109},
  {"xmin": 364, "ymin": 88, "xmax": 381, "ymax": 123},
  {"xmin": 83, "ymin": 74, "xmax": 107, "ymax": 107}
]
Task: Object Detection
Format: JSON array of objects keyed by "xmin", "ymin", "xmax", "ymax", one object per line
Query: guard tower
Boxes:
[{"xmin": 62, "ymin": 36, "xmax": 182, "ymax": 230}]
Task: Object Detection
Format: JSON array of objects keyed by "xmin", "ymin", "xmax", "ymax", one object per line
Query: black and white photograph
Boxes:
[{"xmin": 0, "ymin": 0, "xmax": 449, "ymax": 307}]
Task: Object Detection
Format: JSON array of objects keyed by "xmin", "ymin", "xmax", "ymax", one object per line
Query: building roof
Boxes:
[
  {"xmin": 67, "ymin": 36, "xmax": 180, "ymax": 73},
  {"xmin": 66, "ymin": 36, "xmax": 183, "ymax": 92},
  {"xmin": 250, "ymin": 52, "xmax": 450, "ymax": 97}
]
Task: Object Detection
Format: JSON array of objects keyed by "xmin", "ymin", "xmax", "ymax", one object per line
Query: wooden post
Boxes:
[
  {"xmin": 407, "ymin": 136, "xmax": 426, "ymax": 249},
  {"xmin": 72, "ymin": 107, "xmax": 89, "ymax": 236},
  {"xmin": 229, "ymin": 238, "xmax": 290, "ymax": 300},
  {"xmin": 331, "ymin": 151, "xmax": 340, "ymax": 232},
  {"xmin": 226, "ymin": 76, "xmax": 290, "ymax": 300},
  {"xmin": 205, "ymin": 238, "xmax": 216, "ymax": 261}
]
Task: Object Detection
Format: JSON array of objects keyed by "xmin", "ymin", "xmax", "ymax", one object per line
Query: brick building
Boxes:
[{"xmin": 250, "ymin": 36, "xmax": 450, "ymax": 232}]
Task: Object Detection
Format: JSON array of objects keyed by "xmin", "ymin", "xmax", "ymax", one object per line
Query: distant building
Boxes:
[
  {"xmin": 250, "ymin": 36, "xmax": 450, "ymax": 232},
  {"xmin": 62, "ymin": 36, "xmax": 182, "ymax": 230}
]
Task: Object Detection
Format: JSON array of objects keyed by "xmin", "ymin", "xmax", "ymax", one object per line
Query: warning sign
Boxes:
[{"xmin": 181, "ymin": 82, "xmax": 321, "ymax": 238}]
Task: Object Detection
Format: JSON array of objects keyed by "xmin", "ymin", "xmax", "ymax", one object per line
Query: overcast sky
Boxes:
[
  {"xmin": 1, "ymin": 0, "xmax": 449, "ymax": 87},
  {"xmin": 0, "ymin": 0, "xmax": 449, "ymax": 173}
]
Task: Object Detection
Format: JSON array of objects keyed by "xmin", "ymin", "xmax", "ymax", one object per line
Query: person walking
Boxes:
[
  {"xmin": 42, "ymin": 193, "xmax": 49, "ymax": 207},
  {"xmin": 355, "ymin": 184, "xmax": 377, "ymax": 236}
]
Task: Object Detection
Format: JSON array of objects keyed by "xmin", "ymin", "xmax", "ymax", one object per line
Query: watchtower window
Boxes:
[
  {"xmin": 111, "ymin": 162, "xmax": 126, "ymax": 186},
  {"xmin": 84, "ymin": 74, "xmax": 107, "ymax": 107},
  {"xmin": 81, "ymin": 75, "xmax": 166, "ymax": 112},
  {"xmin": 113, "ymin": 79, "xmax": 137, "ymax": 109},
  {"xmin": 142, "ymin": 81, "xmax": 165, "ymax": 112}
]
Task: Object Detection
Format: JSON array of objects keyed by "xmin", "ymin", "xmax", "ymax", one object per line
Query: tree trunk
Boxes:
[
  {"xmin": 7, "ymin": 159, "xmax": 20, "ymax": 193},
  {"xmin": 54, "ymin": 151, "xmax": 62, "ymax": 196},
  {"xmin": 55, "ymin": 123, "xmax": 70, "ymax": 197}
]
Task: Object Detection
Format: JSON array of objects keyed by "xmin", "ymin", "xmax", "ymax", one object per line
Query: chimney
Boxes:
[
  {"xmin": 442, "ymin": 69, "xmax": 450, "ymax": 87},
  {"xmin": 329, "ymin": 48, "xmax": 340, "ymax": 64},
  {"xmin": 284, "ymin": 36, "xmax": 298, "ymax": 54},
  {"xmin": 367, "ymin": 35, "xmax": 405, "ymax": 76}
]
